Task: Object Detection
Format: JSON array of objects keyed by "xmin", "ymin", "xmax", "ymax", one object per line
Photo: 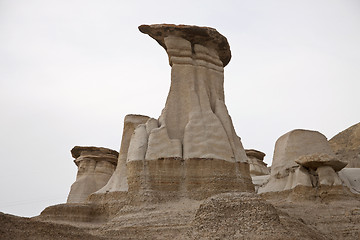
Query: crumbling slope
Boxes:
[{"xmin": 0, "ymin": 212, "xmax": 106, "ymax": 240}]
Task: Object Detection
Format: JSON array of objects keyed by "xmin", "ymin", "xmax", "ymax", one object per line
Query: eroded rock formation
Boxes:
[
  {"xmin": 246, "ymin": 149, "xmax": 270, "ymax": 176},
  {"xmin": 29, "ymin": 24, "xmax": 360, "ymax": 240},
  {"xmin": 67, "ymin": 146, "xmax": 118, "ymax": 203},
  {"xmin": 259, "ymin": 129, "xmax": 347, "ymax": 193},
  {"xmin": 190, "ymin": 193, "xmax": 325, "ymax": 240},
  {"xmin": 135, "ymin": 24, "xmax": 247, "ymax": 163},
  {"xmin": 96, "ymin": 114, "xmax": 150, "ymax": 194},
  {"xmin": 329, "ymin": 122, "xmax": 360, "ymax": 168},
  {"xmin": 92, "ymin": 24, "xmax": 253, "ymax": 202}
]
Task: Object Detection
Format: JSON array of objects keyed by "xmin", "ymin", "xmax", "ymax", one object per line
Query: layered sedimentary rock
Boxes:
[
  {"xmin": 329, "ymin": 122, "xmax": 360, "ymax": 168},
  {"xmin": 259, "ymin": 129, "xmax": 347, "ymax": 193},
  {"xmin": 136, "ymin": 24, "xmax": 248, "ymax": 163},
  {"xmin": 246, "ymin": 149, "xmax": 270, "ymax": 176},
  {"xmin": 31, "ymin": 25, "xmax": 360, "ymax": 240},
  {"xmin": 114, "ymin": 24, "xmax": 253, "ymax": 202},
  {"xmin": 67, "ymin": 146, "xmax": 118, "ymax": 203},
  {"xmin": 96, "ymin": 115, "xmax": 150, "ymax": 194}
]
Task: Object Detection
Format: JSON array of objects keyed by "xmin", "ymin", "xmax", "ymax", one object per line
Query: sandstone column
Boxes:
[
  {"xmin": 95, "ymin": 115, "xmax": 150, "ymax": 194},
  {"xmin": 123, "ymin": 24, "xmax": 253, "ymax": 201},
  {"xmin": 67, "ymin": 146, "xmax": 118, "ymax": 203},
  {"xmin": 137, "ymin": 24, "xmax": 248, "ymax": 163}
]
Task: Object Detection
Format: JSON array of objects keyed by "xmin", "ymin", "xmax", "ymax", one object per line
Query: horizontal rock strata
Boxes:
[
  {"xmin": 67, "ymin": 146, "xmax": 118, "ymax": 203},
  {"xmin": 127, "ymin": 158, "xmax": 253, "ymax": 203}
]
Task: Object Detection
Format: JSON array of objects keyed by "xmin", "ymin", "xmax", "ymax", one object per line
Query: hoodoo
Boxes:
[
  {"xmin": 136, "ymin": 24, "xmax": 247, "ymax": 162},
  {"xmin": 67, "ymin": 146, "xmax": 118, "ymax": 203},
  {"xmin": 95, "ymin": 24, "xmax": 253, "ymax": 202},
  {"xmin": 30, "ymin": 24, "xmax": 360, "ymax": 240}
]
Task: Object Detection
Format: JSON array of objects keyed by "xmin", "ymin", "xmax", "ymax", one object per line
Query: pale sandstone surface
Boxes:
[
  {"xmin": 94, "ymin": 23, "xmax": 254, "ymax": 205},
  {"xmin": 67, "ymin": 146, "xmax": 118, "ymax": 203},
  {"xmin": 246, "ymin": 149, "xmax": 270, "ymax": 176},
  {"xmin": 259, "ymin": 129, "xmax": 345, "ymax": 193},
  {"xmin": 295, "ymin": 153, "xmax": 347, "ymax": 171},
  {"xmin": 7, "ymin": 24, "xmax": 360, "ymax": 239},
  {"xmin": 316, "ymin": 165, "xmax": 343, "ymax": 186},
  {"xmin": 338, "ymin": 168, "xmax": 360, "ymax": 194},
  {"xmin": 329, "ymin": 122, "xmax": 360, "ymax": 168},
  {"xmin": 271, "ymin": 129, "xmax": 335, "ymax": 177},
  {"xmin": 252, "ymin": 175, "xmax": 270, "ymax": 192},
  {"xmin": 96, "ymin": 114, "xmax": 150, "ymax": 194},
  {"xmin": 134, "ymin": 24, "xmax": 248, "ymax": 163}
]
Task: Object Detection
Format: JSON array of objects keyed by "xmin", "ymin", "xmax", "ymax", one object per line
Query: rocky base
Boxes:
[
  {"xmin": 262, "ymin": 186, "xmax": 360, "ymax": 240},
  {"xmin": 4, "ymin": 189, "xmax": 360, "ymax": 240},
  {"xmin": 0, "ymin": 212, "xmax": 107, "ymax": 240},
  {"xmin": 127, "ymin": 158, "xmax": 254, "ymax": 203},
  {"xmin": 189, "ymin": 192, "xmax": 325, "ymax": 240}
]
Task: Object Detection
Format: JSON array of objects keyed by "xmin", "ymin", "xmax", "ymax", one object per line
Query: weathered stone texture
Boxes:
[
  {"xmin": 133, "ymin": 24, "xmax": 247, "ymax": 163},
  {"xmin": 246, "ymin": 149, "xmax": 270, "ymax": 176},
  {"xmin": 295, "ymin": 153, "xmax": 347, "ymax": 171},
  {"xmin": 127, "ymin": 158, "xmax": 253, "ymax": 203},
  {"xmin": 190, "ymin": 192, "xmax": 326, "ymax": 240},
  {"xmin": 96, "ymin": 115, "xmax": 150, "ymax": 194},
  {"xmin": 329, "ymin": 122, "xmax": 360, "ymax": 168},
  {"xmin": 14, "ymin": 24, "xmax": 360, "ymax": 240},
  {"xmin": 67, "ymin": 146, "xmax": 118, "ymax": 203},
  {"xmin": 259, "ymin": 129, "xmax": 345, "ymax": 193},
  {"xmin": 271, "ymin": 129, "xmax": 335, "ymax": 177},
  {"xmin": 138, "ymin": 24, "xmax": 231, "ymax": 66}
]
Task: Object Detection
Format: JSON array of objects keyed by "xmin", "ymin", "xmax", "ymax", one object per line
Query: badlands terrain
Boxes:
[{"xmin": 1, "ymin": 24, "xmax": 359, "ymax": 239}]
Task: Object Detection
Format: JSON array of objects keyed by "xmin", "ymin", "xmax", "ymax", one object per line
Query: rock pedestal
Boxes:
[
  {"xmin": 246, "ymin": 149, "xmax": 270, "ymax": 176},
  {"xmin": 104, "ymin": 24, "xmax": 254, "ymax": 202},
  {"xmin": 136, "ymin": 24, "xmax": 247, "ymax": 163},
  {"xmin": 259, "ymin": 129, "xmax": 347, "ymax": 193},
  {"xmin": 67, "ymin": 146, "xmax": 118, "ymax": 203}
]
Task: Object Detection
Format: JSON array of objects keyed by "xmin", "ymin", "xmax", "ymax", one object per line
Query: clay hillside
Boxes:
[{"xmin": 1, "ymin": 24, "xmax": 359, "ymax": 240}]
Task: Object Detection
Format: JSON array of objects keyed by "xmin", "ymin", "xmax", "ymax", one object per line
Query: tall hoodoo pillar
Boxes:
[
  {"xmin": 90, "ymin": 24, "xmax": 253, "ymax": 202},
  {"xmin": 137, "ymin": 24, "xmax": 248, "ymax": 163},
  {"xmin": 112, "ymin": 24, "xmax": 254, "ymax": 202}
]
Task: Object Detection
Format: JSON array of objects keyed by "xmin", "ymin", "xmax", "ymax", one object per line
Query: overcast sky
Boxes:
[{"xmin": 1, "ymin": 0, "xmax": 359, "ymax": 217}]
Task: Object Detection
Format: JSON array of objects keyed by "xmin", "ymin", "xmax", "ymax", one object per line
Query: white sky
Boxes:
[{"xmin": 1, "ymin": 0, "xmax": 359, "ymax": 217}]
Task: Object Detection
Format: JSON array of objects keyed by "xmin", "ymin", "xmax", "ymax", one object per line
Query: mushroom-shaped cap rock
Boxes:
[
  {"xmin": 295, "ymin": 153, "xmax": 347, "ymax": 172},
  {"xmin": 70, "ymin": 146, "xmax": 119, "ymax": 166},
  {"xmin": 245, "ymin": 149, "xmax": 266, "ymax": 161},
  {"xmin": 138, "ymin": 24, "xmax": 231, "ymax": 67}
]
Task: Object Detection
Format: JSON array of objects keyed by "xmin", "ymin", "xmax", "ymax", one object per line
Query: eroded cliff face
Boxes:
[{"xmin": 329, "ymin": 122, "xmax": 360, "ymax": 168}]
